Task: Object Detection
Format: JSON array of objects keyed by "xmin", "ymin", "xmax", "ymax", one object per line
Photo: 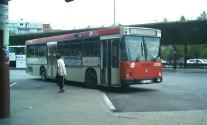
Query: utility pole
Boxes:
[
  {"xmin": 65, "ymin": 0, "xmax": 73, "ymax": 3},
  {"xmin": 0, "ymin": 0, "xmax": 10, "ymax": 119},
  {"xmin": 114, "ymin": 0, "xmax": 116, "ymax": 25},
  {"xmin": 172, "ymin": 29, "xmax": 177, "ymax": 71}
]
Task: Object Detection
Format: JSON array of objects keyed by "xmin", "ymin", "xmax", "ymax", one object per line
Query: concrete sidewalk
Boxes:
[{"xmin": 0, "ymin": 83, "xmax": 207, "ymax": 125}]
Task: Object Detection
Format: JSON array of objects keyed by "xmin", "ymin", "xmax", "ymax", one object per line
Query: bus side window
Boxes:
[
  {"xmin": 120, "ymin": 39, "xmax": 127, "ymax": 61},
  {"xmin": 57, "ymin": 41, "xmax": 69, "ymax": 56},
  {"xmin": 112, "ymin": 39, "xmax": 119, "ymax": 68},
  {"xmin": 84, "ymin": 40, "xmax": 100, "ymax": 57},
  {"xmin": 27, "ymin": 45, "xmax": 38, "ymax": 58},
  {"xmin": 70, "ymin": 39, "xmax": 83, "ymax": 57},
  {"xmin": 38, "ymin": 44, "xmax": 46, "ymax": 57},
  {"xmin": 26, "ymin": 46, "xmax": 31, "ymax": 57}
]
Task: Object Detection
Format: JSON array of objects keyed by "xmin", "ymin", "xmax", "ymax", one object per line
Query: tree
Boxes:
[
  {"xmin": 180, "ymin": 16, "xmax": 186, "ymax": 22},
  {"xmin": 197, "ymin": 11, "xmax": 207, "ymax": 20},
  {"xmin": 187, "ymin": 44, "xmax": 207, "ymax": 59},
  {"xmin": 160, "ymin": 46, "xmax": 173, "ymax": 60}
]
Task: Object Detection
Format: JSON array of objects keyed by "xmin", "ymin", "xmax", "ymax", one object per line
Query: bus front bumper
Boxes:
[{"xmin": 121, "ymin": 77, "xmax": 162, "ymax": 86}]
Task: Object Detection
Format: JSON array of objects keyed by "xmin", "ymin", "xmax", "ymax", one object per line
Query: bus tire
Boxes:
[
  {"xmin": 85, "ymin": 69, "xmax": 97, "ymax": 89},
  {"xmin": 121, "ymin": 83, "xmax": 129, "ymax": 89},
  {"xmin": 40, "ymin": 67, "xmax": 47, "ymax": 81}
]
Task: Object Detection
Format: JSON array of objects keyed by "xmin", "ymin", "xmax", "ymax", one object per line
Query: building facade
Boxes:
[
  {"xmin": 9, "ymin": 19, "xmax": 44, "ymax": 68},
  {"xmin": 9, "ymin": 19, "xmax": 43, "ymax": 35}
]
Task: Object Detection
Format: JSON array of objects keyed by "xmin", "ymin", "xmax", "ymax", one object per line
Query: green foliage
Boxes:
[
  {"xmin": 197, "ymin": 11, "xmax": 207, "ymax": 20},
  {"xmin": 180, "ymin": 16, "xmax": 186, "ymax": 22},
  {"xmin": 161, "ymin": 45, "xmax": 184, "ymax": 60},
  {"xmin": 161, "ymin": 44, "xmax": 207, "ymax": 61},
  {"xmin": 160, "ymin": 46, "xmax": 173, "ymax": 60},
  {"xmin": 161, "ymin": 11, "xmax": 207, "ymax": 62},
  {"xmin": 187, "ymin": 44, "xmax": 207, "ymax": 59},
  {"xmin": 175, "ymin": 45, "xmax": 185, "ymax": 60}
]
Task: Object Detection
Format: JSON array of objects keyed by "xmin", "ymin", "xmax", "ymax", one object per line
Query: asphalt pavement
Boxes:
[
  {"xmin": 0, "ymin": 69, "xmax": 207, "ymax": 125},
  {"xmin": 105, "ymin": 71, "xmax": 207, "ymax": 112}
]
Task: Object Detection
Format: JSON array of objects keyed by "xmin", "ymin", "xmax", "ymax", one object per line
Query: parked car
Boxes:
[
  {"xmin": 161, "ymin": 60, "xmax": 167, "ymax": 64},
  {"xmin": 187, "ymin": 59, "xmax": 207, "ymax": 64},
  {"xmin": 203, "ymin": 59, "xmax": 207, "ymax": 62}
]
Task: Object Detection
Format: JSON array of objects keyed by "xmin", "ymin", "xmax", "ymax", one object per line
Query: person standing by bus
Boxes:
[{"xmin": 56, "ymin": 54, "xmax": 67, "ymax": 93}]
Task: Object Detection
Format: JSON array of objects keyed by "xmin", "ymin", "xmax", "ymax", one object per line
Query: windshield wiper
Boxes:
[
  {"xmin": 136, "ymin": 55, "xmax": 140, "ymax": 62},
  {"xmin": 127, "ymin": 48, "xmax": 131, "ymax": 61},
  {"xmin": 148, "ymin": 53, "xmax": 157, "ymax": 61}
]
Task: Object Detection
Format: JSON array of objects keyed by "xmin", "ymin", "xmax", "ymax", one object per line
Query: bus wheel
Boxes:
[
  {"xmin": 85, "ymin": 70, "xmax": 97, "ymax": 89},
  {"xmin": 40, "ymin": 67, "xmax": 47, "ymax": 81},
  {"xmin": 121, "ymin": 83, "xmax": 129, "ymax": 90}
]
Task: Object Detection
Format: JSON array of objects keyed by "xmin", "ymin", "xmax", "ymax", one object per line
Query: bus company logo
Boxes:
[
  {"xmin": 64, "ymin": 56, "xmax": 82, "ymax": 67},
  {"xmin": 144, "ymin": 68, "xmax": 148, "ymax": 73}
]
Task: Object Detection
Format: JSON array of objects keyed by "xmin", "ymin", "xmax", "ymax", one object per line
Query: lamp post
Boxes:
[
  {"xmin": 65, "ymin": 0, "xmax": 73, "ymax": 3},
  {"xmin": 114, "ymin": 0, "xmax": 116, "ymax": 25},
  {"xmin": 0, "ymin": 0, "xmax": 10, "ymax": 119}
]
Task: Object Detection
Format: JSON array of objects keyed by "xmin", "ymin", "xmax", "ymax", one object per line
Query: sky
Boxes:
[{"xmin": 9, "ymin": 0, "xmax": 207, "ymax": 30}]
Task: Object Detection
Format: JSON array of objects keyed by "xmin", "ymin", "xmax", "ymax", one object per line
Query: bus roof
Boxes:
[
  {"xmin": 25, "ymin": 26, "xmax": 160, "ymax": 45},
  {"xmin": 25, "ymin": 26, "xmax": 120, "ymax": 45}
]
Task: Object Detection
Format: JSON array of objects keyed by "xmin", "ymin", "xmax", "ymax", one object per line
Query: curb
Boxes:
[
  {"xmin": 102, "ymin": 93, "xmax": 116, "ymax": 112},
  {"xmin": 163, "ymin": 68, "xmax": 207, "ymax": 73}
]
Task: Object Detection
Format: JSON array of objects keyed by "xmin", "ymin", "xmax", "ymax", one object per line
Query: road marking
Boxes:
[
  {"xmin": 102, "ymin": 93, "xmax": 116, "ymax": 111},
  {"xmin": 10, "ymin": 82, "xmax": 17, "ymax": 87}
]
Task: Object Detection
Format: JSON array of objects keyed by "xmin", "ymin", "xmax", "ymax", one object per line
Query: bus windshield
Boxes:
[
  {"xmin": 144, "ymin": 37, "xmax": 160, "ymax": 61},
  {"xmin": 121, "ymin": 36, "xmax": 160, "ymax": 61}
]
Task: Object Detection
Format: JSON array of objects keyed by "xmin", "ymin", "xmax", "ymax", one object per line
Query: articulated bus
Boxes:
[{"xmin": 25, "ymin": 26, "xmax": 162, "ymax": 88}]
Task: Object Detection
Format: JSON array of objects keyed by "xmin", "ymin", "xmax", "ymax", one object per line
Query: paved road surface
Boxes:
[{"xmin": 104, "ymin": 72, "xmax": 207, "ymax": 112}]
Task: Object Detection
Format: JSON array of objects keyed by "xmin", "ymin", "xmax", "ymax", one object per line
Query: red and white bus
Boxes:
[{"xmin": 26, "ymin": 26, "xmax": 162, "ymax": 88}]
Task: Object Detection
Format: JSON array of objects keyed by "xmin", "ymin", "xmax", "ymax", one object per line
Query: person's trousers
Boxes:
[{"xmin": 56, "ymin": 75, "xmax": 64, "ymax": 90}]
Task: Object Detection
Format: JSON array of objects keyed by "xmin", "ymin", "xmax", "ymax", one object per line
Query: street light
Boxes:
[
  {"xmin": 114, "ymin": 0, "xmax": 116, "ymax": 25},
  {"xmin": 65, "ymin": 0, "xmax": 73, "ymax": 3}
]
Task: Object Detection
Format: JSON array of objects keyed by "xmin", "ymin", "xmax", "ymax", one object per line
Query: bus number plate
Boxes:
[{"xmin": 141, "ymin": 80, "xmax": 152, "ymax": 83}]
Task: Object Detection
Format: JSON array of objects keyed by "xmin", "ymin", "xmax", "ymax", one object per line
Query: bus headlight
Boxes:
[
  {"xmin": 154, "ymin": 62, "xmax": 161, "ymax": 67},
  {"xmin": 130, "ymin": 63, "xmax": 136, "ymax": 68}
]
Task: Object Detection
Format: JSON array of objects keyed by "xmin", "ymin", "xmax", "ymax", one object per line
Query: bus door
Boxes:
[
  {"xmin": 47, "ymin": 41, "xmax": 57, "ymax": 78},
  {"xmin": 101, "ymin": 39, "xmax": 120, "ymax": 86}
]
